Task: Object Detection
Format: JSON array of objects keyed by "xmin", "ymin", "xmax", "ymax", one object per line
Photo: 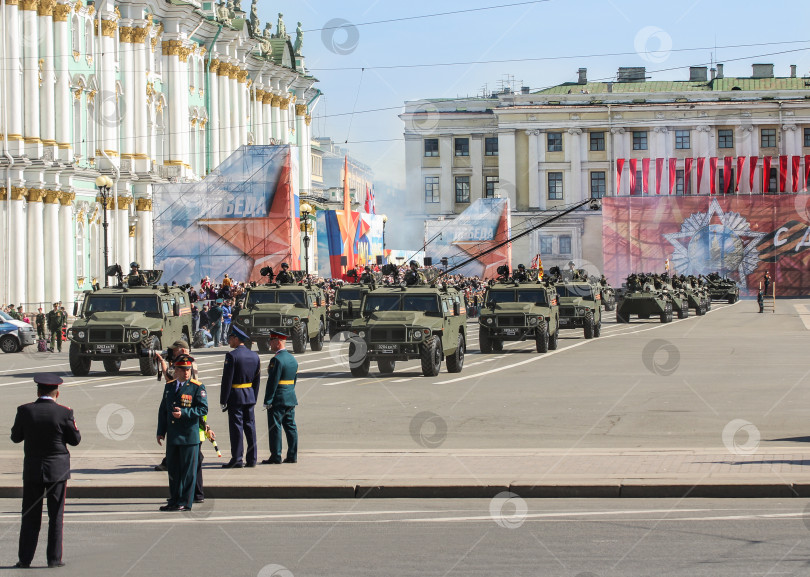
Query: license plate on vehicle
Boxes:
[
  {"xmin": 503, "ymin": 329, "xmax": 518, "ymax": 336},
  {"xmin": 96, "ymin": 344, "xmax": 113, "ymax": 353},
  {"xmin": 376, "ymin": 344, "xmax": 396, "ymax": 351},
  {"xmin": 559, "ymin": 319, "xmax": 569, "ymax": 326}
]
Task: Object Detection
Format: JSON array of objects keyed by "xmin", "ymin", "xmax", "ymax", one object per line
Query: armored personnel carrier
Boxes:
[
  {"xmin": 546, "ymin": 267, "xmax": 602, "ymax": 338},
  {"xmin": 234, "ymin": 273, "xmax": 327, "ymax": 354},
  {"xmin": 478, "ymin": 270, "xmax": 560, "ymax": 354},
  {"xmin": 327, "ymin": 271, "xmax": 376, "ymax": 339},
  {"xmin": 615, "ymin": 273, "xmax": 673, "ymax": 323},
  {"xmin": 674, "ymin": 275, "xmax": 710, "ymax": 315},
  {"xmin": 347, "ymin": 265, "xmax": 466, "ymax": 377},
  {"xmin": 702, "ymin": 273, "xmax": 740, "ymax": 303},
  {"xmin": 67, "ymin": 267, "xmax": 192, "ymax": 376}
]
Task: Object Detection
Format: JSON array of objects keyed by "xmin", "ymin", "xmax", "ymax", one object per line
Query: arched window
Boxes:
[
  {"xmin": 188, "ymin": 56, "xmax": 194, "ymax": 88},
  {"xmin": 72, "ymin": 93, "xmax": 83, "ymax": 159},
  {"xmin": 71, "ymin": 15, "xmax": 80, "ymax": 59},
  {"xmin": 155, "ymin": 99, "xmax": 165, "ymax": 164},
  {"xmin": 197, "ymin": 56, "xmax": 204, "ymax": 91},
  {"xmin": 76, "ymin": 219, "xmax": 86, "ymax": 277},
  {"xmin": 154, "ymin": 34, "xmax": 162, "ymax": 74},
  {"xmin": 85, "ymin": 18, "xmax": 94, "ymax": 62}
]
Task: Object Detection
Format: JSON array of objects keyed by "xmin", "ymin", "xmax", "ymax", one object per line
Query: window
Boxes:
[
  {"xmin": 454, "ymin": 138, "xmax": 469, "ymax": 156},
  {"xmin": 589, "ymin": 131, "xmax": 605, "ymax": 151},
  {"xmin": 71, "ymin": 15, "xmax": 80, "ymax": 57},
  {"xmin": 718, "ymin": 169, "xmax": 735, "ymax": 194},
  {"xmin": 484, "ymin": 176, "xmax": 498, "ymax": 198},
  {"xmin": 559, "ymin": 235, "xmax": 572, "ymax": 255},
  {"xmin": 76, "ymin": 221, "xmax": 85, "ymax": 277},
  {"xmin": 72, "ymin": 95, "xmax": 83, "ymax": 158},
  {"xmin": 454, "ymin": 176, "xmax": 470, "ymax": 203},
  {"xmin": 718, "ymin": 129, "xmax": 733, "ymax": 148},
  {"xmin": 805, "ymin": 128, "xmax": 810, "ymax": 148},
  {"xmin": 590, "ymin": 171, "xmax": 606, "ymax": 198},
  {"xmin": 485, "ymin": 137, "xmax": 498, "ymax": 156},
  {"xmin": 424, "ymin": 138, "xmax": 438, "ymax": 157},
  {"xmin": 425, "ymin": 176, "xmax": 440, "ymax": 203},
  {"xmin": 675, "ymin": 130, "xmax": 690, "ymax": 149},
  {"xmin": 632, "ymin": 131, "xmax": 648, "ymax": 150},
  {"xmin": 85, "ymin": 19, "xmax": 94, "ymax": 59},
  {"xmin": 547, "ymin": 172, "xmax": 563, "ymax": 200},
  {"xmin": 761, "ymin": 129, "xmax": 776, "ymax": 148},
  {"xmin": 539, "ymin": 236, "xmax": 553, "ymax": 254},
  {"xmin": 547, "ymin": 132, "xmax": 562, "ymax": 152},
  {"xmin": 188, "ymin": 57, "xmax": 195, "ymax": 88},
  {"xmin": 768, "ymin": 168, "xmax": 778, "ymax": 193},
  {"xmin": 675, "ymin": 169, "xmax": 685, "ymax": 195}
]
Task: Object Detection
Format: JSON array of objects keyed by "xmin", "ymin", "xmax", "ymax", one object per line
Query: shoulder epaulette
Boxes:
[
  {"xmin": 190, "ymin": 379, "xmax": 202, "ymax": 386},
  {"xmin": 166, "ymin": 379, "xmax": 178, "ymax": 386}
]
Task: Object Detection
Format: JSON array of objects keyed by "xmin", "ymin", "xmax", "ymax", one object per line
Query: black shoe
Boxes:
[
  {"xmin": 194, "ymin": 498, "xmax": 205, "ymax": 503},
  {"xmin": 245, "ymin": 462, "xmax": 257, "ymax": 468},
  {"xmin": 15, "ymin": 561, "xmax": 30, "ymax": 568},
  {"xmin": 176, "ymin": 506, "xmax": 190, "ymax": 511},
  {"xmin": 261, "ymin": 458, "xmax": 281, "ymax": 465},
  {"xmin": 160, "ymin": 504, "xmax": 179, "ymax": 511},
  {"xmin": 221, "ymin": 461, "xmax": 244, "ymax": 469},
  {"xmin": 48, "ymin": 561, "xmax": 65, "ymax": 568},
  {"xmin": 154, "ymin": 463, "xmax": 168, "ymax": 472}
]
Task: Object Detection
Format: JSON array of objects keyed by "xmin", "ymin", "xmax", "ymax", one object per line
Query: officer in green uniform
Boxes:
[
  {"xmin": 261, "ymin": 330, "xmax": 298, "ymax": 464},
  {"xmin": 156, "ymin": 354, "xmax": 208, "ymax": 511},
  {"xmin": 46, "ymin": 303, "xmax": 65, "ymax": 352},
  {"xmin": 35, "ymin": 308, "xmax": 46, "ymax": 340},
  {"xmin": 8, "ymin": 304, "xmax": 20, "ymax": 320}
]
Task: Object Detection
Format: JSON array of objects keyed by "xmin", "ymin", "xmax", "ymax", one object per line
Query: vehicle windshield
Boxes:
[
  {"xmin": 246, "ymin": 291, "xmax": 276, "ymax": 306},
  {"xmin": 486, "ymin": 290, "xmax": 517, "ymax": 304},
  {"xmin": 363, "ymin": 295, "xmax": 400, "ymax": 313},
  {"xmin": 85, "ymin": 295, "xmax": 160, "ymax": 313},
  {"xmin": 337, "ymin": 289, "xmax": 362, "ymax": 301},
  {"xmin": 85, "ymin": 296, "xmax": 122, "ymax": 313},
  {"xmin": 556, "ymin": 284, "xmax": 594, "ymax": 300},
  {"xmin": 246, "ymin": 291, "xmax": 307, "ymax": 306},
  {"xmin": 123, "ymin": 296, "xmax": 160, "ymax": 313},
  {"xmin": 517, "ymin": 290, "xmax": 548, "ymax": 306},
  {"xmin": 0, "ymin": 311, "xmax": 11, "ymax": 321},
  {"xmin": 363, "ymin": 294, "xmax": 441, "ymax": 313},
  {"xmin": 277, "ymin": 292, "xmax": 306, "ymax": 305}
]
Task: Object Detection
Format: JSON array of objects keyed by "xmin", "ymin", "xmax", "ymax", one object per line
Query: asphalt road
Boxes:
[
  {"xmin": 1, "ymin": 498, "xmax": 810, "ymax": 575},
  {"xmin": 0, "ymin": 300, "xmax": 808, "ymax": 454}
]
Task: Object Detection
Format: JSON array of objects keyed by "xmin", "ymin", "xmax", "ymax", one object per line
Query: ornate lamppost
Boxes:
[
  {"xmin": 300, "ymin": 202, "xmax": 313, "ymax": 277},
  {"xmin": 95, "ymin": 175, "xmax": 114, "ymax": 286}
]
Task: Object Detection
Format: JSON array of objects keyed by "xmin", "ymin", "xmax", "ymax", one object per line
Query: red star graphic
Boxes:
[{"xmin": 453, "ymin": 202, "xmax": 511, "ymax": 279}]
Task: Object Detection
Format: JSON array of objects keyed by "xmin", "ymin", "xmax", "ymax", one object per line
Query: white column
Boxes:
[
  {"xmin": 229, "ymin": 70, "xmax": 239, "ymax": 149},
  {"xmin": 498, "ymin": 130, "xmax": 517, "ymax": 209},
  {"xmin": 208, "ymin": 60, "xmax": 220, "ymax": 168},
  {"xmin": 119, "ymin": 26, "xmax": 135, "ymax": 166},
  {"xmin": 254, "ymin": 90, "xmax": 263, "ymax": 144},
  {"xmin": 537, "ymin": 130, "xmax": 547, "ymax": 210},
  {"xmin": 38, "ymin": 5, "xmax": 56, "ymax": 153},
  {"xmin": 178, "ymin": 48, "xmax": 191, "ymax": 169},
  {"xmin": 43, "ymin": 192, "xmax": 60, "ymax": 303},
  {"xmin": 295, "ymin": 104, "xmax": 306, "ymax": 190},
  {"xmin": 116, "ymin": 196, "xmax": 131, "ymax": 267},
  {"xmin": 22, "ymin": 2, "xmax": 40, "ymax": 155},
  {"xmin": 5, "ymin": 2, "xmax": 23, "ymax": 155},
  {"xmin": 133, "ymin": 26, "xmax": 149, "ymax": 171},
  {"xmin": 98, "ymin": 15, "xmax": 118, "ymax": 168},
  {"xmin": 135, "ymin": 197, "xmax": 153, "ymax": 269},
  {"xmin": 439, "ymin": 134, "xmax": 453, "ymax": 214},
  {"xmin": 279, "ymin": 96, "xmax": 289, "ymax": 144},
  {"xmin": 9, "ymin": 192, "xmax": 26, "ymax": 304},
  {"xmin": 238, "ymin": 72, "xmax": 248, "ymax": 145},
  {"xmin": 218, "ymin": 64, "xmax": 231, "ymax": 159},
  {"xmin": 165, "ymin": 40, "xmax": 183, "ymax": 165},
  {"xmin": 262, "ymin": 93, "xmax": 271, "ymax": 144},
  {"xmin": 270, "ymin": 95, "xmax": 280, "ymax": 142},
  {"xmin": 58, "ymin": 193, "xmax": 75, "ymax": 308},
  {"xmin": 568, "ymin": 128, "xmax": 583, "ymax": 202},
  {"xmin": 53, "ymin": 4, "xmax": 71, "ymax": 161},
  {"xmin": 26, "ymin": 189, "xmax": 45, "ymax": 307},
  {"xmin": 527, "ymin": 130, "xmax": 540, "ymax": 208}
]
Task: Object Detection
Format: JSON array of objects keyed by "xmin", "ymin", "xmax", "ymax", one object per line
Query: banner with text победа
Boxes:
[{"xmin": 602, "ymin": 195, "xmax": 810, "ymax": 296}]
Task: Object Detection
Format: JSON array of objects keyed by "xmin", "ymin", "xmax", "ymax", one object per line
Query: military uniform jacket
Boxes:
[
  {"xmin": 46, "ymin": 310, "xmax": 65, "ymax": 331},
  {"xmin": 35, "ymin": 313, "xmax": 45, "ymax": 329},
  {"xmin": 11, "ymin": 399, "xmax": 81, "ymax": 483},
  {"xmin": 264, "ymin": 349, "xmax": 298, "ymax": 407},
  {"xmin": 157, "ymin": 379, "xmax": 209, "ymax": 445},
  {"xmin": 219, "ymin": 345, "xmax": 261, "ymax": 406}
]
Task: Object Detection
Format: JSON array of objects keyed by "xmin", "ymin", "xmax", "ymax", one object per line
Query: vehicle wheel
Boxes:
[
  {"xmin": 548, "ymin": 326, "xmax": 559, "ymax": 350},
  {"xmin": 292, "ymin": 322, "xmax": 307, "ymax": 354},
  {"xmin": 606, "ymin": 300, "xmax": 616, "ymax": 312},
  {"xmin": 257, "ymin": 339, "xmax": 270, "ymax": 353},
  {"xmin": 377, "ymin": 359, "xmax": 396, "ymax": 374},
  {"xmin": 69, "ymin": 342, "xmax": 91, "ymax": 376},
  {"xmin": 139, "ymin": 336, "xmax": 160, "ymax": 376},
  {"xmin": 728, "ymin": 295, "xmax": 736, "ymax": 304},
  {"xmin": 420, "ymin": 335, "xmax": 442, "ymax": 377},
  {"xmin": 348, "ymin": 337, "xmax": 369, "ymax": 377},
  {"xmin": 491, "ymin": 339, "xmax": 503, "ymax": 352},
  {"xmin": 478, "ymin": 326, "xmax": 493, "ymax": 354},
  {"xmin": 102, "ymin": 359, "xmax": 121, "ymax": 373},
  {"xmin": 616, "ymin": 310, "xmax": 628, "ymax": 323},
  {"xmin": 535, "ymin": 323, "xmax": 549, "ymax": 353},
  {"xmin": 678, "ymin": 303, "xmax": 688, "ymax": 319},
  {"xmin": 583, "ymin": 312, "xmax": 594, "ymax": 339},
  {"xmin": 594, "ymin": 319, "xmax": 601, "ymax": 338},
  {"xmin": 446, "ymin": 333, "xmax": 465, "ymax": 373},
  {"xmin": 0, "ymin": 335, "xmax": 20, "ymax": 353},
  {"xmin": 328, "ymin": 327, "xmax": 339, "ymax": 339},
  {"xmin": 310, "ymin": 320, "xmax": 325, "ymax": 351}
]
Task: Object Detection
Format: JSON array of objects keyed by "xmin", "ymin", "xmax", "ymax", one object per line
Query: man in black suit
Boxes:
[{"xmin": 11, "ymin": 373, "xmax": 81, "ymax": 569}]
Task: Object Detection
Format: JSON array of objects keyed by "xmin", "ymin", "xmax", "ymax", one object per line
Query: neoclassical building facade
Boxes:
[{"xmin": 0, "ymin": 0, "xmax": 320, "ymax": 308}]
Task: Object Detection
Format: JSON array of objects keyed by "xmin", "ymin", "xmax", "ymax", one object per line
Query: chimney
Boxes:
[
  {"xmin": 710, "ymin": 67, "xmax": 716, "ymax": 80},
  {"xmin": 617, "ymin": 67, "xmax": 646, "ymax": 82},
  {"xmin": 689, "ymin": 66, "xmax": 708, "ymax": 82},
  {"xmin": 752, "ymin": 63, "xmax": 774, "ymax": 78},
  {"xmin": 791, "ymin": 64, "xmax": 797, "ymax": 78},
  {"xmin": 521, "ymin": 86, "xmax": 530, "ymax": 94},
  {"xmin": 577, "ymin": 68, "xmax": 587, "ymax": 85},
  {"xmin": 606, "ymin": 82, "xmax": 613, "ymax": 93},
  {"xmin": 716, "ymin": 63, "xmax": 724, "ymax": 79}
]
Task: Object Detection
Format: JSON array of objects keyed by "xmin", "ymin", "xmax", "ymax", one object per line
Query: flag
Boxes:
[
  {"xmin": 655, "ymin": 158, "xmax": 663, "ymax": 195},
  {"xmin": 736, "ymin": 156, "xmax": 745, "ymax": 192},
  {"xmin": 709, "ymin": 157, "xmax": 718, "ymax": 195},
  {"xmin": 629, "ymin": 158, "xmax": 637, "ymax": 195},
  {"xmin": 616, "ymin": 159, "xmax": 625, "ymax": 194},
  {"xmin": 763, "ymin": 156, "xmax": 772, "ymax": 193},
  {"xmin": 805, "ymin": 156, "xmax": 810, "ymax": 192},
  {"xmin": 791, "ymin": 156, "xmax": 800, "ymax": 193},
  {"xmin": 668, "ymin": 158, "xmax": 676, "ymax": 195},
  {"xmin": 684, "ymin": 158, "xmax": 693, "ymax": 195},
  {"xmin": 696, "ymin": 157, "xmax": 705, "ymax": 195},
  {"xmin": 642, "ymin": 158, "xmax": 650, "ymax": 195},
  {"xmin": 723, "ymin": 156, "xmax": 732, "ymax": 194},
  {"xmin": 749, "ymin": 156, "xmax": 758, "ymax": 192},
  {"xmin": 343, "ymin": 156, "xmax": 354, "ymax": 272},
  {"xmin": 779, "ymin": 155, "xmax": 788, "ymax": 192},
  {"xmin": 363, "ymin": 184, "xmax": 372, "ymax": 214}
]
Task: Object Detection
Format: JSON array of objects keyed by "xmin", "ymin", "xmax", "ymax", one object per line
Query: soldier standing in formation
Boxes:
[
  {"xmin": 11, "ymin": 373, "xmax": 81, "ymax": 568},
  {"xmin": 262, "ymin": 329, "xmax": 299, "ymax": 464},
  {"xmin": 220, "ymin": 326, "xmax": 261, "ymax": 468},
  {"xmin": 156, "ymin": 355, "xmax": 208, "ymax": 511},
  {"xmin": 276, "ymin": 262, "xmax": 294, "ymax": 284},
  {"xmin": 46, "ymin": 303, "xmax": 65, "ymax": 353},
  {"xmin": 35, "ymin": 308, "xmax": 46, "ymax": 341}
]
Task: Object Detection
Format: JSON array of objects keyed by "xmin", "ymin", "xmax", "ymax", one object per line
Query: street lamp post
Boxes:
[
  {"xmin": 300, "ymin": 202, "xmax": 312, "ymax": 278},
  {"xmin": 95, "ymin": 175, "xmax": 114, "ymax": 286},
  {"xmin": 381, "ymin": 214, "xmax": 388, "ymax": 264}
]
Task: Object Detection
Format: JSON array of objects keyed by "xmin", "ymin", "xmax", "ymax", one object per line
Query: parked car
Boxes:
[{"xmin": 0, "ymin": 311, "xmax": 36, "ymax": 353}]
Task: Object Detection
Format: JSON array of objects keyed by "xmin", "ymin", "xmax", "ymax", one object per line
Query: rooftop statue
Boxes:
[
  {"xmin": 293, "ymin": 22, "xmax": 303, "ymax": 55},
  {"xmin": 249, "ymin": 0, "xmax": 260, "ymax": 34},
  {"xmin": 275, "ymin": 12, "xmax": 287, "ymax": 39}
]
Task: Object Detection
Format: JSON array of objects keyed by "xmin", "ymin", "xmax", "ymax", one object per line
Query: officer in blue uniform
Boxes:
[
  {"xmin": 262, "ymin": 330, "xmax": 299, "ymax": 464},
  {"xmin": 220, "ymin": 325, "xmax": 261, "ymax": 468},
  {"xmin": 156, "ymin": 354, "xmax": 208, "ymax": 511}
]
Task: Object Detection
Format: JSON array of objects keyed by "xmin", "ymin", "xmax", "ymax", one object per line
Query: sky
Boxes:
[{"xmin": 258, "ymin": 0, "xmax": 810, "ymax": 199}]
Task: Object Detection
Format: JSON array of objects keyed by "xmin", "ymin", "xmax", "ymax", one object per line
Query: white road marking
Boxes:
[{"xmin": 794, "ymin": 304, "xmax": 810, "ymax": 330}]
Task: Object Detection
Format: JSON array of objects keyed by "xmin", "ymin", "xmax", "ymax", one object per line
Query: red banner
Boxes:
[
  {"xmin": 642, "ymin": 158, "xmax": 650, "ymax": 195},
  {"xmin": 709, "ymin": 157, "xmax": 718, "ymax": 195},
  {"xmin": 616, "ymin": 158, "xmax": 625, "ymax": 194},
  {"xmin": 655, "ymin": 158, "xmax": 664, "ymax": 195},
  {"xmin": 723, "ymin": 156, "xmax": 732, "ymax": 194},
  {"xmin": 629, "ymin": 158, "xmax": 638, "ymax": 195},
  {"xmin": 806, "ymin": 156, "xmax": 810, "ymax": 192},
  {"xmin": 779, "ymin": 155, "xmax": 788, "ymax": 192},
  {"xmin": 792, "ymin": 156, "xmax": 801, "ymax": 193},
  {"xmin": 763, "ymin": 156, "xmax": 772, "ymax": 192},
  {"xmin": 668, "ymin": 158, "xmax": 676, "ymax": 195},
  {"xmin": 603, "ymin": 195, "xmax": 810, "ymax": 297},
  {"xmin": 696, "ymin": 157, "xmax": 705, "ymax": 195},
  {"xmin": 684, "ymin": 158, "xmax": 693, "ymax": 195},
  {"xmin": 736, "ymin": 156, "xmax": 745, "ymax": 192},
  {"xmin": 749, "ymin": 156, "xmax": 758, "ymax": 192}
]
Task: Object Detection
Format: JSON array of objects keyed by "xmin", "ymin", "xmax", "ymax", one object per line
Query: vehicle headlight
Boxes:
[
  {"xmin": 284, "ymin": 318, "xmax": 293, "ymax": 326},
  {"xmin": 243, "ymin": 318, "xmax": 251, "ymax": 325},
  {"xmin": 359, "ymin": 331, "xmax": 366, "ymax": 338},
  {"xmin": 130, "ymin": 330, "xmax": 141, "ymax": 341},
  {"xmin": 332, "ymin": 312, "xmax": 340, "ymax": 318},
  {"xmin": 528, "ymin": 317, "xmax": 537, "ymax": 325},
  {"xmin": 485, "ymin": 317, "xmax": 493, "ymax": 325},
  {"xmin": 77, "ymin": 330, "xmax": 85, "ymax": 339},
  {"xmin": 411, "ymin": 329, "xmax": 423, "ymax": 340}
]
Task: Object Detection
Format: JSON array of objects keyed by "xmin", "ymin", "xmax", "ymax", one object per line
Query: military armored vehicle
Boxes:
[
  {"xmin": 674, "ymin": 275, "xmax": 709, "ymax": 315},
  {"xmin": 555, "ymin": 279, "xmax": 602, "ymax": 338},
  {"xmin": 703, "ymin": 273, "xmax": 740, "ymax": 303},
  {"xmin": 327, "ymin": 270, "xmax": 377, "ymax": 339},
  {"xmin": 660, "ymin": 273, "xmax": 689, "ymax": 319},
  {"xmin": 478, "ymin": 276, "xmax": 560, "ymax": 353},
  {"xmin": 595, "ymin": 277, "xmax": 617, "ymax": 312},
  {"xmin": 347, "ymin": 266, "xmax": 467, "ymax": 377},
  {"xmin": 615, "ymin": 273, "xmax": 673, "ymax": 323},
  {"xmin": 234, "ymin": 281, "xmax": 327, "ymax": 354},
  {"xmin": 67, "ymin": 267, "xmax": 192, "ymax": 376}
]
